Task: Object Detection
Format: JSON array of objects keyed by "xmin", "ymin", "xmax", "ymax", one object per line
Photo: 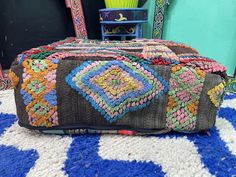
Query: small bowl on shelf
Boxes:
[{"xmin": 105, "ymin": 0, "xmax": 139, "ymax": 8}]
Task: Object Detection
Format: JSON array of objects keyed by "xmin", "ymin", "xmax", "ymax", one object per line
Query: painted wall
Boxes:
[
  {"xmin": 143, "ymin": 0, "xmax": 236, "ymax": 75},
  {"xmin": 0, "ymin": 0, "xmax": 75, "ymax": 69},
  {"xmin": 163, "ymin": 0, "xmax": 236, "ymax": 75},
  {"xmin": 142, "ymin": 0, "xmax": 155, "ymax": 38}
]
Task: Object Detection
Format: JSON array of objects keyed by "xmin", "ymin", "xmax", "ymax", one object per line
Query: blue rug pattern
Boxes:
[{"xmin": 0, "ymin": 90, "xmax": 235, "ymax": 177}]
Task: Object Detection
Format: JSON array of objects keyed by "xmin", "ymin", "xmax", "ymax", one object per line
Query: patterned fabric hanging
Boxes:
[
  {"xmin": 152, "ymin": 0, "xmax": 170, "ymax": 39},
  {"xmin": 65, "ymin": 0, "xmax": 88, "ymax": 39}
]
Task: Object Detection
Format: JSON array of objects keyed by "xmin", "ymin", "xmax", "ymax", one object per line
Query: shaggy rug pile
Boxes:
[{"xmin": 0, "ymin": 89, "xmax": 235, "ymax": 177}]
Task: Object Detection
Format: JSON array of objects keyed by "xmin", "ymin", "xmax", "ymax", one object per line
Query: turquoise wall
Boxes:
[
  {"xmin": 143, "ymin": 0, "xmax": 236, "ymax": 75},
  {"xmin": 142, "ymin": 0, "xmax": 155, "ymax": 38}
]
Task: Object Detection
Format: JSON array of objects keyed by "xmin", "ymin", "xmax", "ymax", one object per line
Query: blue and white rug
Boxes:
[{"xmin": 0, "ymin": 89, "xmax": 236, "ymax": 177}]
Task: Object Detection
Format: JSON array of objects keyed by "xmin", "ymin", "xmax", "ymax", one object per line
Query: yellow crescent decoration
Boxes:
[{"xmin": 115, "ymin": 13, "xmax": 127, "ymax": 21}]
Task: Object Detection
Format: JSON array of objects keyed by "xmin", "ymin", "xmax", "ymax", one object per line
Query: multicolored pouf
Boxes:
[{"xmin": 9, "ymin": 38, "xmax": 227, "ymax": 134}]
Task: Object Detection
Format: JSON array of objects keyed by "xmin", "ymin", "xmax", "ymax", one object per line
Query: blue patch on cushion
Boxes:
[
  {"xmin": 17, "ymin": 54, "xmax": 27, "ymax": 65},
  {"xmin": 64, "ymin": 135, "xmax": 165, "ymax": 177},
  {"xmin": 20, "ymin": 90, "xmax": 33, "ymax": 105},
  {"xmin": 44, "ymin": 90, "xmax": 57, "ymax": 106},
  {"xmin": 52, "ymin": 59, "xmax": 59, "ymax": 64}
]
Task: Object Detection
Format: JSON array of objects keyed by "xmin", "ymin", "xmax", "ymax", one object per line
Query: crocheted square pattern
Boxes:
[
  {"xmin": 178, "ymin": 54, "xmax": 226, "ymax": 73},
  {"xmin": 21, "ymin": 59, "xmax": 58, "ymax": 127},
  {"xmin": 66, "ymin": 60, "xmax": 169, "ymax": 123},
  {"xmin": 208, "ymin": 82, "xmax": 226, "ymax": 107},
  {"xmin": 166, "ymin": 65, "xmax": 206, "ymax": 131},
  {"xmin": 142, "ymin": 45, "xmax": 179, "ymax": 62}
]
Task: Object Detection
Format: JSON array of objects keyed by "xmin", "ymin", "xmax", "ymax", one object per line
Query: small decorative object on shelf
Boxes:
[
  {"xmin": 105, "ymin": 0, "xmax": 139, "ymax": 8},
  {"xmin": 99, "ymin": 8, "xmax": 148, "ymax": 40}
]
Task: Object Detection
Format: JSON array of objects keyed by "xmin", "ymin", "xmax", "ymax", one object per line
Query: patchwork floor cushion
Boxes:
[{"xmin": 10, "ymin": 38, "xmax": 227, "ymax": 135}]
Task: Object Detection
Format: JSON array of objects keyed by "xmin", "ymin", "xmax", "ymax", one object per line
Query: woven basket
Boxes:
[{"xmin": 105, "ymin": 0, "xmax": 139, "ymax": 8}]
